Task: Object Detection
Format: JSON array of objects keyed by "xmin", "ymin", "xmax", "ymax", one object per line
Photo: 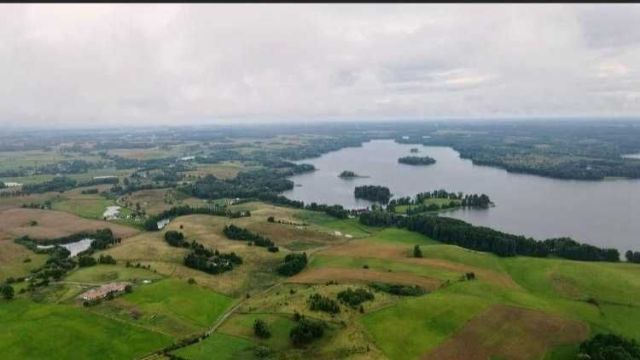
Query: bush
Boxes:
[
  {"xmin": 78, "ymin": 256, "xmax": 97, "ymax": 267},
  {"xmin": 254, "ymin": 346, "xmax": 272, "ymax": 358},
  {"xmin": 253, "ymin": 319, "xmax": 271, "ymax": 339},
  {"xmin": 337, "ymin": 288, "xmax": 374, "ymax": 307},
  {"xmin": 164, "ymin": 230, "xmax": 185, "ymax": 247},
  {"xmin": 277, "ymin": 253, "xmax": 308, "ymax": 276},
  {"xmin": 413, "ymin": 245, "xmax": 423, "ymax": 258},
  {"xmin": 0, "ymin": 284, "xmax": 14, "ymax": 300},
  {"xmin": 98, "ymin": 254, "xmax": 116, "ymax": 264},
  {"xmin": 308, "ymin": 293, "xmax": 340, "ymax": 314},
  {"xmin": 290, "ymin": 318, "xmax": 325, "ymax": 346},
  {"xmin": 369, "ymin": 283, "xmax": 426, "ymax": 296},
  {"xmin": 579, "ymin": 333, "xmax": 640, "ymax": 360}
]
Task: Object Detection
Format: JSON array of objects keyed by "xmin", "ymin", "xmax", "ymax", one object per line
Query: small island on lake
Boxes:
[
  {"xmin": 388, "ymin": 189, "xmax": 493, "ymax": 215},
  {"xmin": 338, "ymin": 170, "xmax": 367, "ymax": 179},
  {"xmin": 398, "ymin": 156, "xmax": 436, "ymax": 166},
  {"xmin": 410, "ymin": 148, "xmax": 419, "ymax": 153}
]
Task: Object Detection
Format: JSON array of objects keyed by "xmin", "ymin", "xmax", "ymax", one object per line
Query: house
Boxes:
[{"xmin": 80, "ymin": 282, "xmax": 129, "ymax": 301}]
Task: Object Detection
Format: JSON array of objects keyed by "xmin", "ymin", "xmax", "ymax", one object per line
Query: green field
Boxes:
[
  {"xmin": 91, "ymin": 279, "xmax": 235, "ymax": 337},
  {"xmin": 0, "ymin": 299, "xmax": 172, "ymax": 359},
  {"xmin": 172, "ymin": 333, "xmax": 254, "ymax": 360}
]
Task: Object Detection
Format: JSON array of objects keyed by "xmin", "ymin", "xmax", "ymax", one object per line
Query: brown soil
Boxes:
[
  {"xmin": 0, "ymin": 208, "xmax": 139, "ymax": 240},
  {"xmin": 422, "ymin": 304, "xmax": 589, "ymax": 360}
]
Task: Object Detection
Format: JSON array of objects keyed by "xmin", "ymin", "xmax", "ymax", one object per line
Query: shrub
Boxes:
[
  {"xmin": 337, "ymin": 288, "xmax": 374, "ymax": 307},
  {"xmin": 413, "ymin": 244, "xmax": 423, "ymax": 258},
  {"xmin": 0, "ymin": 284, "xmax": 14, "ymax": 300},
  {"xmin": 254, "ymin": 319, "xmax": 271, "ymax": 339},
  {"xmin": 164, "ymin": 231, "xmax": 185, "ymax": 247},
  {"xmin": 78, "ymin": 256, "xmax": 97, "ymax": 267},
  {"xmin": 308, "ymin": 293, "xmax": 340, "ymax": 314},
  {"xmin": 290, "ymin": 318, "xmax": 325, "ymax": 346},
  {"xmin": 277, "ymin": 253, "xmax": 308, "ymax": 276},
  {"xmin": 369, "ymin": 283, "xmax": 426, "ymax": 296},
  {"xmin": 579, "ymin": 333, "xmax": 640, "ymax": 360}
]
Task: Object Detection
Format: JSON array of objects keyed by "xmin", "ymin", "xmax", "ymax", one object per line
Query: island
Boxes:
[
  {"xmin": 338, "ymin": 170, "xmax": 366, "ymax": 179},
  {"xmin": 354, "ymin": 185, "xmax": 391, "ymax": 204},
  {"xmin": 388, "ymin": 189, "xmax": 493, "ymax": 214},
  {"xmin": 410, "ymin": 148, "xmax": 419, "ymax": 153},
  {"xmin": 398, "ymin": 156, "xmax": 436, "ymax": 166}
]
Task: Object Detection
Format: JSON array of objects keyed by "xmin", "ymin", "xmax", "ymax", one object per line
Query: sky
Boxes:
[{"xmin": 1, "ymin": 3, "xmax": 640, "ymax": 127}]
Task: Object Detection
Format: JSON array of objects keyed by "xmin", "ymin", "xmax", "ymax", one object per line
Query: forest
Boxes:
[{"xmin": 354, "ymin": 185, "xmax": 392, "ymax": 204}]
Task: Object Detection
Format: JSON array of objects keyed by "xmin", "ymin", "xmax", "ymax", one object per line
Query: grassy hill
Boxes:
[{"xmin": 1, "ymin": 201, "xmax": 639, "ymax": 359}]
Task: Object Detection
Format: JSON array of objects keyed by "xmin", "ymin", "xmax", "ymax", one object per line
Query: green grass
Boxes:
[
  {"xmin": 0, "ymin": 299, "xmax": 172, "ymax": 359},
  {"xmin": 65, "ymin": 265, "xmax": 164, "ymax": 284},
  {"xmin": 51, "ymin": 195, "xmax": 114, "ymax": 220},
  {"xmin": 172, "ymin": 333, "xmax": 254, "ymax": 360},
  {"xmin": 219, "ymin": 313, "xmax": 296, "ymax": 350},
  {"xmin": 296, "ymin": 211, "xmax": 376, "ymax": 238},
  {"xmin": 361, "ymin": 289, "xmax": 492, "ymax": 359},
  {"xmin": 368, "ymin": 228, "xmax": 439, "ymax": 246},
  {"xmin": 91, "ymin": 279, "xmax": 234, "ymax": 337},
  {"xmin": 310, "ymin": 255, "xmax": 460, "ymax": 281}
]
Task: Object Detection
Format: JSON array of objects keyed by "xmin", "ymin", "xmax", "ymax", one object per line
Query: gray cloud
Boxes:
[{"xmin": 0, "ymin": 3, "xmax": 639, "ymax": 127}]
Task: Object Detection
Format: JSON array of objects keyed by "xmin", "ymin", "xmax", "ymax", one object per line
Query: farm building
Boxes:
[{"xmin": 80, "ymin": 282, "xmax": 129, "ymax": 301}]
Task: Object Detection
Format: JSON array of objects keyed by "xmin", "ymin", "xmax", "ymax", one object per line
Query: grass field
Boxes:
[
  {"xmin": 65, "ymin": 265, "xmax": 164, "ymax": 284},
  {"xmin": 172, "ymin": 333, "xmax": 254, "ymax": 360},
  {"xmin": 90, "ymin": 279, "xmax": 234, "ymax": 337},
  {"xmin": 2, "ymin": 199, "xmax": 640, "ymax": 360},
  {"xmin": 0, "ymin": 299, "xmax": 172, "ymax": 359}
]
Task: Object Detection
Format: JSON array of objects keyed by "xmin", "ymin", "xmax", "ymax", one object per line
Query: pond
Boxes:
[
  {"xmin": 282, "ymin": 140, "xmax": 640, "ymax": 252},
  {"xmin": 37, "ymin": 238, "xmax": 94, "ymax": 257}
]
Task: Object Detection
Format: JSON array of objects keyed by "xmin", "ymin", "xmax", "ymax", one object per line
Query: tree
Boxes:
[
  {"xmin": 78, "ymin": 256, "xmax": 97, "ymax": 267},
  {"xmin": 579, "ymin": 333, "xmax": 640, "ymax": 360},
  {"xmin": 0, "ymin": 284, "xmax": 14, "ymax": 300},
  {"xmin": 267, "ymin": 216, "xmax": 275, "ymax": 223},
  {"xmin": 254, "ymin": 319, "xmax": 271, "ymax": 339},
  {"xmin": 413, "ymin": 245, "xmax": 423, "ymax": 258}
]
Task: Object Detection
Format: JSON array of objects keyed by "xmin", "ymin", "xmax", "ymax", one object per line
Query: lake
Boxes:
[{"xmin": 282, "ymin": 140, "xmax": 640, "ymax": 252}]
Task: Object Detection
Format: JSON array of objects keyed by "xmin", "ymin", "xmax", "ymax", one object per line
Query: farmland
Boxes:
[{"xmin": 1, "ymin": 125, "xmax": 639, "ymax": 360}]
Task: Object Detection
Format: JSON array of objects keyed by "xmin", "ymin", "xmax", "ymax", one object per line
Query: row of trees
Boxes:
[
  {"xmin": 222, "ymin": 225, "xmax": 278, "ymax": 252},
  {"xmin": 359, "ymin": 211, "xmax": 620, "ymax": 261},
  {"xmin": 354, "ymin": 185, "xmax": 392, "ymax": 204},
  {"xmin": 626, "ymin": 250, "xmax": 640, "ymax": 263}
]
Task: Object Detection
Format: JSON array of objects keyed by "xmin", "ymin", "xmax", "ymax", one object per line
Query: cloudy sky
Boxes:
[{"xmin": 1, "ymin": 4, "xmax": 639, "ymax": 127}]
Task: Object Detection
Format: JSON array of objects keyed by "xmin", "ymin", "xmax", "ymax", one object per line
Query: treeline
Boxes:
[
  {"xmin": 21, "ymin": 176, "xmax": 120, "ymax": 194},
  {"xmin": 222, "ymin": 225, "xmax": 279, "ymax": 252},
  {"xmin": 359, "ymin": 212, "xmax": 619, "ymax": 262},
  {"xmin": 354, "ymin": 185, "xmax": 391, "ymax": 204},
  {"xmin": 143, "ymin": 205, "xmax": 250, "ymax": 231},
  {"xmin": 626, "ymin": 250, "xmax": 640, "ymax": 263},
  {"xmin": 246, "ymin": 193, "xmax": 351, "ymax": 219},
  {"xmin": 398, "ymin": 156, "xmax": 436, "ymax": 166}
]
